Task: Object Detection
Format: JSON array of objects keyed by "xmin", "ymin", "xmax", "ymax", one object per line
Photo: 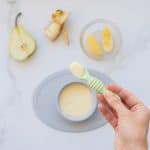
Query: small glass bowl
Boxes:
[
  {"xmin": 80, "ymin": 19, "xmax": 122, "ymax": 61},
  {"xmin": 57, "ymin": 82, "xmax": 97, "ymax": 122}
]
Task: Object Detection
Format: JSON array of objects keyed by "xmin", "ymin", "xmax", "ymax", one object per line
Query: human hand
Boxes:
[{"xmin": 97, "ymin": 84, "xmax": 150, "ymax": 150}]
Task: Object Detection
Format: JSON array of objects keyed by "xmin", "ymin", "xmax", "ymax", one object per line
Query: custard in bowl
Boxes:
[{"xmin": 57, "ymin": 82, "xmax": 97, "ymax": 122}]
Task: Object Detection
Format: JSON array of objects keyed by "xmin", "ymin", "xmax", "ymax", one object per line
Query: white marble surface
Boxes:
[{"xmin": 0, "ymin": 0, "xmax": 150, "ymax": 149}]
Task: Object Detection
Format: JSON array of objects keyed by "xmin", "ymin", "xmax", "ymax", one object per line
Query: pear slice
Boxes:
[
  {"xmin": 101, "ymin": 27, "xmax": 113, "ymax": 52},
  {"xmin": 45, "ymin": 10, "xmax": 69, "ymax": 41},
  {"xmin": 9, "ymin": 12, "xmax": 36, "ymax": 61},
  {"xmin": 86, "ymin": 35, "xmax": 102, "ymax": 58}
]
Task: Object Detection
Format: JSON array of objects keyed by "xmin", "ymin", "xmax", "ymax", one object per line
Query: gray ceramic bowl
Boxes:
[{"xmin": 57, "ymin": 82, "xmax": 98, "ymax": 122}]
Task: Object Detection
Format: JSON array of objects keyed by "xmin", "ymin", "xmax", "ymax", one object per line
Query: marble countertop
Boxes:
[{"xmin": 0, "ymin": 0, "xmax": 150, "ymax": 149}]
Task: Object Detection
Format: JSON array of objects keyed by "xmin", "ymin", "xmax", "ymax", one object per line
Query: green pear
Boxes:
[{"xmin": 9, "ymin": 12, "xmax": 36, "ymax": 61}]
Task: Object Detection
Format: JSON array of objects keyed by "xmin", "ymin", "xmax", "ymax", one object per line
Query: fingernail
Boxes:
[
  {"xmin": 98, "ymin": 103, "xmax": 100, "ymax": 109},
  {"xmin": 104, "ymin": 90, "xmax": 113, "ymax": 98}
]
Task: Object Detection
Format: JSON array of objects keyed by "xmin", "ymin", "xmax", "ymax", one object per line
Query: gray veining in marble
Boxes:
[{"xmin": 0, "ymin": 0, "xmax": 150, "ymax": 149}]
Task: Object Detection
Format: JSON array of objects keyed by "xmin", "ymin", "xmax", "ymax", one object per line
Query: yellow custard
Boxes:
[{"xmin": 59, "ymin": 83, "xmax": 93, "ymax": 117}]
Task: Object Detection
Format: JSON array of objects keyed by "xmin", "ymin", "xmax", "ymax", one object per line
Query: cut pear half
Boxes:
[{"xmin": 9, "ymin": 12, "xmax": 36, "ymax": 61}]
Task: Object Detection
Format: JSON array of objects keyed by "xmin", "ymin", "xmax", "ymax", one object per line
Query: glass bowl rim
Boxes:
[{"xmin": 80, "ymin": 18, "xmax": 122, "ymax": 61}]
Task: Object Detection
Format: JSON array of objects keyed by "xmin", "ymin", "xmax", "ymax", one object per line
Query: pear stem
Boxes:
[{"xmin": 15, "ymin": 12, "xmax": 22, "ymax": 27}]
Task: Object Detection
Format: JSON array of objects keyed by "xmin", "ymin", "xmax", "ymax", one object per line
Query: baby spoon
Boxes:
[{"xmin": 69, "ymin": 62, "xmax": 107, "ymax": 95}]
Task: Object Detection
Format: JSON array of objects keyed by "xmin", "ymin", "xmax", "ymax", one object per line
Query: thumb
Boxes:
[{"xmin": 104, "ymin": 90, "xmax": 129, "ymax": 115}]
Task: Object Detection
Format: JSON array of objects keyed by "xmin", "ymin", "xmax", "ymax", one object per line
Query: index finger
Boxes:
[{"xmin": 108, "ymin": 84, "xmax": 141, "ymax": 108}]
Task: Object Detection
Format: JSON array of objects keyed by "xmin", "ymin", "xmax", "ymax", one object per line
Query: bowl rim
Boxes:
[
  {"xmin": 56, "ymin": 81, "xmax": 98, "ymax": 122},
  {"xmin": 80, "ymin": 18, "xmax": 122, "ymax": 61}
]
